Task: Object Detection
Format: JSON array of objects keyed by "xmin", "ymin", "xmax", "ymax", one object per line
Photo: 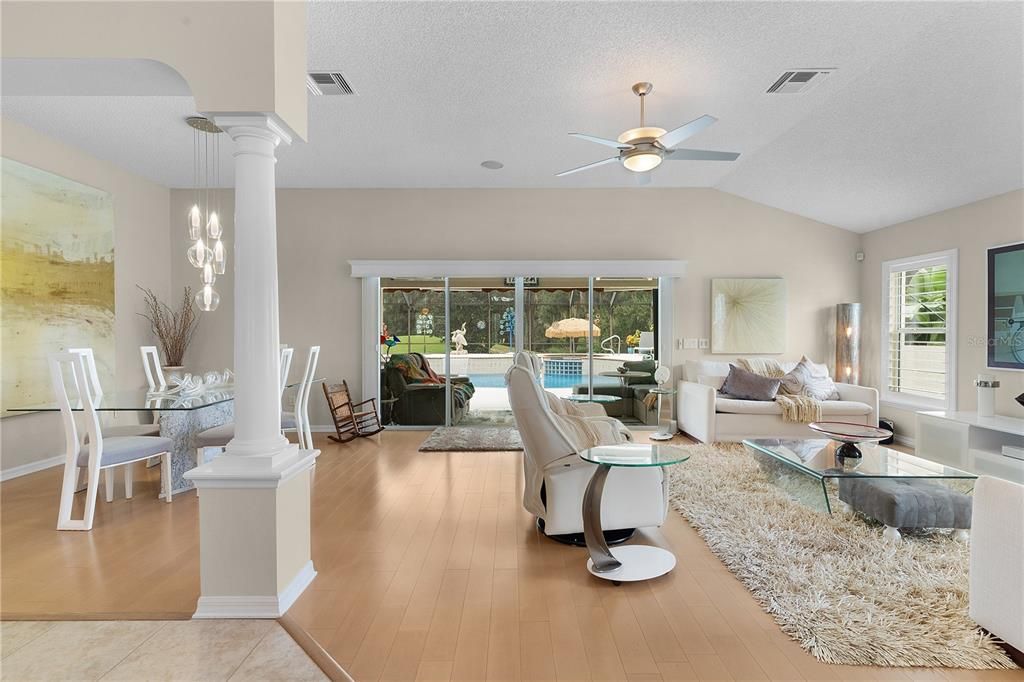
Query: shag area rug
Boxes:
[
  {"xmin": 667, "ymin": 443, "xmax": 1017, "ymax": 669},
  {"xmin": 418, "ymin": 426, "xmax": 522, "ymax": 452}
]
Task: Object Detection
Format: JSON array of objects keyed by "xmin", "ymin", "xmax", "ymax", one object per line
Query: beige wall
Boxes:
[
  {"xmin": 861, "ymin": 189, "xmax": 1024, "ymax": 440},
  {"xmin": 1, "ymin": 118, "xmax": 172, "ymax": 474},
  {"xmin": 170, "ymin": 188, "xmax": 862, "ymax": 428}
]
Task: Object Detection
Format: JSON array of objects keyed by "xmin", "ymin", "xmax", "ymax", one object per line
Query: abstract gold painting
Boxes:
[
  {"xmin": 1, "ymin": 158, "xmax": 115, "ymax": 411},
  {"xmin": 711, "ymin": 278, "xmax": 786, "ymax": 354}
]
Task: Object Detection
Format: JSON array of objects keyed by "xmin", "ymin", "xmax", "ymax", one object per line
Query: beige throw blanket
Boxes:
[
  {"xmin": 736, "ymin": 357, "xmax": 822, "ymax": 424},
  {"xmin": 553, "ymin": 412, "xmax": 603, "ymax": 450}
]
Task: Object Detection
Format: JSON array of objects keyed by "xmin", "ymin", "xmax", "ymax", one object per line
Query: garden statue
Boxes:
[{"xmin": 451, "ymin": 322, "xmax": 468, "ymax": 354}]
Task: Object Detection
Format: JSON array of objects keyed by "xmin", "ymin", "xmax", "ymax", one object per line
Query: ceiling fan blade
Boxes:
[
  {"xmin": 666, "ymin": 148, "xmax": 740, "ymax": 162},
  {"xmin": 656, "ymin": 114, "xmax": 717, "ymax": 150},
  {"xmin": 634, "ymin": 171, "xmax": 652, "ymax": 186},
  {"xmin": 555, "ymin": 156, "xmax": 621, "ymax": 177},
  {"xmin": 569, "ymin": 133, "xmax": 634, "ymax": 150}
]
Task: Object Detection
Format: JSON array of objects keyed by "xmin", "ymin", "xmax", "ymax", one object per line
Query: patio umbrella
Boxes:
[{"xmin": 545, "ymin": 318, "xmax": 601, "ymax": 353}]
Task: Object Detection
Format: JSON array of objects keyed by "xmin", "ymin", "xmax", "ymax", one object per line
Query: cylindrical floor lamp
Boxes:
[{"xmin": 836, "ymin": 303, "xmax": 861, "ymax": 384}]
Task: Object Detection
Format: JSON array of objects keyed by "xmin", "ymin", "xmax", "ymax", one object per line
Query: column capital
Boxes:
[{"xmin": 210, "ymin": 113, "xmax": 293, "ymax": 147}]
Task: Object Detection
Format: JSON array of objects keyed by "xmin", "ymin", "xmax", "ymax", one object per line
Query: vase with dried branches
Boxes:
[{"xmin": 137, "ymin": 286, "xmax": 200, "ymax": 370}]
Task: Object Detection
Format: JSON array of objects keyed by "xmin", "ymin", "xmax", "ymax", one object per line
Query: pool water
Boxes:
[{"xmin": 467, "ymin": 373, "xmax": 619, "ymax": 389}]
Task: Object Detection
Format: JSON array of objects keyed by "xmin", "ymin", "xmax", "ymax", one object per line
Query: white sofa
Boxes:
[
  {"xmin": 969, "ymin": 475, "xmax": 1024, "ymax": 656},
  {"xmin": 677, "ymin": 359, "xmax": 879, "ymax": 443}
]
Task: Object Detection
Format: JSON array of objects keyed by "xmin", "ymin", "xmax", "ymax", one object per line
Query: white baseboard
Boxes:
[
  {"xmin": 894, "ymin": 434, "xmax": 915, "ymax": 448},
  {"xmin": 278, "ymin": 560, "xmax": 317, "ymax": 613},
  {"xmin": 1, "ymin": 454, "xmax": 63, "ymax": 482},
  {"xmin": 192, "ymin": 560, "xmax": 316, "ymax": 619}
]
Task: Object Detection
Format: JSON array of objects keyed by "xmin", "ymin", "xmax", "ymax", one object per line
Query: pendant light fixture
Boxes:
[{"xmin": 185, "ymin": 116, "xmax": 227, "ymax": 312}]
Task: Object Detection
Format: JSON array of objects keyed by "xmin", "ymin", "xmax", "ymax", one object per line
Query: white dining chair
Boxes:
[
  {"xmin": 68, "ymin": 348, "xmax": 162, "ymax": 491},
  {"xmin": 283, "ymin": 346, "xmax": 320, "ymax": 450},
  {"xmin": 140, "ymin": 346, "xmax": 167, "ymax": 391},
  {"xmin": 194, "ymin": 345, "xmax": 298, "ymax": 464},
  {"xmin": 280, "ymin": 346, "xmax": 294, "ymax": 399},
  {"xmin": 51, "ymin": 352, "xmax": 174, "ymax": 531},
  {"xmin": 69, "ymin": 348, "xmax": 161, "ymax": 437}
]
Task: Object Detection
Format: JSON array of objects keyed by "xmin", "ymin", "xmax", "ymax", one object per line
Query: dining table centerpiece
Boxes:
[{"xmin": 138, "ymin": 285, "xmax": 200, "ymax": 379}]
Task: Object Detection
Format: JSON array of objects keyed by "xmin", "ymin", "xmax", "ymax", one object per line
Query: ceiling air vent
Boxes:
[
  {"xmin": 307, "ymin": 72, "xmax": 355, "ymax": 96},
  {"xmin": 766, "ymin": 69, "xmax": 834, "ymax": 94}
]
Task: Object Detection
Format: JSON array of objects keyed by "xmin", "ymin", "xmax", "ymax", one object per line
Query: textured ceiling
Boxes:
[{"xmin": 1, "ymin": 1, "xmax": 1021, "ymax": 232}]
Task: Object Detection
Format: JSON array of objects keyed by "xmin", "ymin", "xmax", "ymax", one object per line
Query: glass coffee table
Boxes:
[
  {"xmin": 743, "ymin": 438, "xmax": 977, "ymax": 514},
  {"xmin": 578, "ymin": 443, "xmax": 689, "ymax": 582}
]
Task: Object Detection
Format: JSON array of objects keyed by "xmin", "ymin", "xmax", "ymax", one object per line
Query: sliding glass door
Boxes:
[
  {"xmin": 447, "ymin": 278, "xmax": 517, "ymax": 425},
  {"xmin": 379, "ymin": 278, "xmax": 448, "ymax": 426},
  {"xmin": 378, "ymin": 274, "xmax": 662, "ymax": 428}
]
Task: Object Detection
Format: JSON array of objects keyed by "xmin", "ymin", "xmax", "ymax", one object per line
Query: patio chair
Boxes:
[{"xmin": 323, "ymin": 381, "xmax": 384, "ymax": 442}]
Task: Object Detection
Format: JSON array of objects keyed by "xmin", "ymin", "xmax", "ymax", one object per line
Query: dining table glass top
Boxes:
[{"xmin": 6, "ymin": 378, "xmax": 325, "ymax": 413}]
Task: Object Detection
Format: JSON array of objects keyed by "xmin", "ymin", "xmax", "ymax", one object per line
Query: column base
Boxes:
[
  {"xmin": 185, "ymin": 446, "xmax": 317, "ymax": 619},
  {"xmin": 193, "ymin": 560, "xmax": 316, "ymax": 619}
]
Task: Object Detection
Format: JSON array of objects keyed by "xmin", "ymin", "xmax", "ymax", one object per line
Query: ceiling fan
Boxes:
[{"xmin": 556, "ymin": 82, "xmax": 740, "ymax": 184}]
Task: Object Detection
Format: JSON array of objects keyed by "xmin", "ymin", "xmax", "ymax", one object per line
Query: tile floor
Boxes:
[{"xmin": 0, "ymin": 619, "xmax": 327, "ymax": 681}]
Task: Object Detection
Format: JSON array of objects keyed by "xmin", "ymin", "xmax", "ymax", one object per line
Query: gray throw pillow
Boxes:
[{"xmin": 719, "ymin": 365, "xmax": 782, "ymax": 401}]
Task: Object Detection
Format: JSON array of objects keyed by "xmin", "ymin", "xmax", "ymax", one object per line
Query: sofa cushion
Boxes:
[
  {"xmin": 621, "ymin": 359, "xmax": 656, "ymax": 385},
  {"xmin": 716, "ymin": 397, "xmax": 784, "ymax": 415},
  {"xmin": 685, "ymin": 359, "xmax": 731, "ymax": 381},
  {"xmin": 698, "ymin": 374, "xmax": 726, "ymax": 390},
  {"xmin": 716, "ymin": 397, "xmax": 872, "ymax": 416},
  {"xmin": 720, "ymin": 365, "xmax": 781, "ymax": 401},
  {"xmin": 781, "ymin": 356, "xmax": 839, "ymax": 400}
]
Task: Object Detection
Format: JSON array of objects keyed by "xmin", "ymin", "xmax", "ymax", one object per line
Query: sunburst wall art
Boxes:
[{"xmin": 711, "ymin": 278, "xmax": 786, "ymax": 354}]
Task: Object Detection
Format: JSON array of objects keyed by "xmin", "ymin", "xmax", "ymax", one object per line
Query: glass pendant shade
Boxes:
[
  {"xmin": 187, "ymin": 238, "xmax": 213, "ymax": 268},
  {"xmin": 188, "ymin": 205, "xmax": 202, "ymax": 240},
  {"xmin": 201, "ymin": 263, "xmax": 216, "ymax": 286},
  {"xmin": 207, "ymin": 211, "xmax": 222, "ymax": 240},
  {"xmin": 196, "ymin": 284, "xmax": 220, "ymax": 312},
  {"xmin": 212, "ymin": 239, "xmax": 226, "ymax": 275}
]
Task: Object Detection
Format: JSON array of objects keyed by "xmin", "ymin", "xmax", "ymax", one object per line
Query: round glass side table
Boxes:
[
  {"xmin": 647, "ymin": 387, "xmax": 677, "ymax": 441},
  {"xmin": 565, "ymin": 393, "xmax": 620, "ymax": 404},
  {"xmin": 578, "ymin": 444, "xmax": 690, "ymax": 582}
]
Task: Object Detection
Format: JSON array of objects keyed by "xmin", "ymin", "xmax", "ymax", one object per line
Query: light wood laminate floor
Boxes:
[{"xmin": 2, "ymin": 431, "xmax": 1021, "ymax": 681}]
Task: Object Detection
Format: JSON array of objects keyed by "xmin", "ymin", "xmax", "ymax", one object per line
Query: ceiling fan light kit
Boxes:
[{"xmin": 558, "ymin": 81, "xmax": 740, "ymax": 179}]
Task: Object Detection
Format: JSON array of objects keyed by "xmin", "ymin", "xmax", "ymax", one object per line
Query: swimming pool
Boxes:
[{"xmin": 467, "ymin": 373, "xmax": 619, "ymax": 390}]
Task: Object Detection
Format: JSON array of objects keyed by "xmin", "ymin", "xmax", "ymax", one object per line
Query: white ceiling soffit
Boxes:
[
  {"xmin": 348, "ymin": 260, "xmax": 687, "ymax": 279},
  {"xmin": 1, "ymin": 58, "xmax": 191, "ymax": 96},
  {"xmin": 0, "ymin": 2, "xmax": 1020, "ymax": 233}
]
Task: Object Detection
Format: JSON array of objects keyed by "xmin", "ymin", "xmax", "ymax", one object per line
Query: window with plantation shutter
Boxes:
[{"xmin": 881, "ymin": 250, "xmax": 958, "ymax": 409}]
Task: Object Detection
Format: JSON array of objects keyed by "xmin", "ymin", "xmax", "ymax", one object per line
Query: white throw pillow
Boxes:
[{"xmin": 780, "ymin": 356, "xmax": 839, "ymax": 400}]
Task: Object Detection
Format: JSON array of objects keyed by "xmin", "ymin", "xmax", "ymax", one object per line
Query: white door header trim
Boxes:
[{"xmin": 348, "ymin": 260, "xmax": 687, "ymax": 278}]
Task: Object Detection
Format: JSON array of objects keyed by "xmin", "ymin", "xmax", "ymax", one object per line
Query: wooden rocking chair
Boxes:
[{"xmin": 323, "ymin": 381, "xmax": 384, "ymax": 443}]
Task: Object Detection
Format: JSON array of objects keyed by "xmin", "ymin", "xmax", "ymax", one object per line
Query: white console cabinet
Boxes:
[{"xmin": 916, "ymin": 411, "xmax": 1024, "ymax": 484}]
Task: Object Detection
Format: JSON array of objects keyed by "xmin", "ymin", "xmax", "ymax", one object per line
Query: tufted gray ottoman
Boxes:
[{"xmin": 838, "ymin": 477, "xmax": 973, "ymax": 543}]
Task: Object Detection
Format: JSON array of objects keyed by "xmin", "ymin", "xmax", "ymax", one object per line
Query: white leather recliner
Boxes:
[{"xmin": 506, "ymin": 357, "xmax": 669, "ymax": 537}]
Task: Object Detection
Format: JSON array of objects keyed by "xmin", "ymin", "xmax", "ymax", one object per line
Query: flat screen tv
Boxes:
[{"xmin": 987, "ymin": 241, "xmax": 1024, "ymax": 371}]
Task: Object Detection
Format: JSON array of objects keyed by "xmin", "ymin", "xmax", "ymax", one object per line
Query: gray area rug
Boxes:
[
  {"xmin": 418, "ymin": 426, "xmax": 523, "ymax": 452},
  {"xmin": 667, "ymin": 443, "xmax": 1017, "ymax": 669}
]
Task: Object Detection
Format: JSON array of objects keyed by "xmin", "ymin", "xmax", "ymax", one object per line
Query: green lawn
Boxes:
[{"xmin": 383, "ymin": 335, "xmax": 448, "ymax": 355}]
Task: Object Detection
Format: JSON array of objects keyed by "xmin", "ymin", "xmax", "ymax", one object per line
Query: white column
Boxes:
[
  {"xmin": 219, "ymin": 116, "xmax": 290, "ymax": 460},
  {"xmin": 184, "ymin": 114, "xmax": 316, "ymax": 619}
]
